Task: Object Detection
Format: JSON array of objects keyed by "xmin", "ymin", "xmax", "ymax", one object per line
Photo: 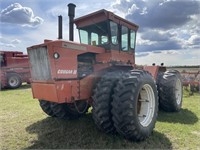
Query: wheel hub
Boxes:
[
  {"xmin": 137, "ymin": 84, "xmax": 155, "ymax": 127},
  {"xmin": 175, "ymin": 79, "xmax": 182, "ymax": 105},
  {"xmin": 9, "ymin": 76, "xmax": 19, "ymax": 87}
]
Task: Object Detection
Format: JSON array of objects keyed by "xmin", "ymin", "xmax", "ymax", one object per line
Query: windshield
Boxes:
[
  {"xmin": 78, "ymin": 20, "xmax": 137, "ymax": 51},
  {"xmin": 79, "ymin": 21, "xmax": 109, "ymax": 46}
]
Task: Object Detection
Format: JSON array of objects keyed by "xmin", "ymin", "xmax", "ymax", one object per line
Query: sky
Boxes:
[{"xmin": 0, "ymin": 0, "xmax": 200, "ymax": 66}]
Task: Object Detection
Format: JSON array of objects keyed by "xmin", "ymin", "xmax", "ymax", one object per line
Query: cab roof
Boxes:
[{"xmin": 74, "ymin": 9, "xmax": 139, "ymax": 31}]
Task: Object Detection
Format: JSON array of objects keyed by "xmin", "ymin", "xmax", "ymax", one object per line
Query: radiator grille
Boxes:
[{"xmin": 28, "ymin": 47, "xmax": 51, "ymax": 80}]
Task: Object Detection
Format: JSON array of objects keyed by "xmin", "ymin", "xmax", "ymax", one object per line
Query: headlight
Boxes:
[{"xmin": 53, "ymin": 52, "xmax": 60, "ymax": 59}]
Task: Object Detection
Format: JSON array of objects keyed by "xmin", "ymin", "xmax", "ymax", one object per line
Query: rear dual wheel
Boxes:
[{"xmin": 157, "ymin": 70, "xmax": 183, "ymax": 112}]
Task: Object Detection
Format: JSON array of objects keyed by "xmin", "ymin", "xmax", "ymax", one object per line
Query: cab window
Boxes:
[
  {"xmin": 121, "ymin": 26, "xmax": 128, "ymax": 51},
  {"xmin": 79, "ymin": 21, "xmax": 109, "ymax": 47},
  {"xmin": 79, "ymin": 30, "xmax": 88, "ymax": 44},
  {"xmin": 91, "ymin": 32, "xmax": 99, "ymax": 46},
  {"xmin": 130, "ymin": 30, "xmax": 136, "ymax": 49},
  {"xmin": 110, "ymin": 21, "xmax": 118, "ymax": 45}
]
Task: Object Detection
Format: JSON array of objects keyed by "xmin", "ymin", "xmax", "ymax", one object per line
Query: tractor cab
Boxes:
[{"xmin": 74, "ymin": 9, "xmax": 138, "ymax": 52}]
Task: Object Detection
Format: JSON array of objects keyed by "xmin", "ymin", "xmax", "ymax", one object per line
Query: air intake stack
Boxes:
[
  {"xmin": 58, "ymin": 15, "xmax": 63, "ymax": 39},
  {"xmin": 68, "ymin": 3, "xmax": 76, "ymax": 41}
]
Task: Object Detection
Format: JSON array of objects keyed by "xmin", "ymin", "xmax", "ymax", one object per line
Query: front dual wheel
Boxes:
[
  {"xmin": 112, "ymin": 70, "xmax": 158, "ymax": 141},
  {"xmin": 39, "ymin": 100, "xmax": 88, "ymax": 119},
  {"xmin": 92, "ymin": 70, "xmax": 158, "ymax": 141},
  {"xmin": 137, "ymin": 84, "xmax": 156, "ymax": 127}
]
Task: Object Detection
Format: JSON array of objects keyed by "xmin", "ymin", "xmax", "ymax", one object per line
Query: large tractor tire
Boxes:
[
  {"xmin": 92, "ymin": 71, "xmax": 123, "ymax": 133},
  {"xmin": 51, "ymin": 101, "xmax": 88, "ymax": 119},
  {"xmin": 7, "ymin": 73, "xmax": 22, "ymax": 89},
  {"xmin": 112, "ymin": 70, "xmax": 158, "ymax": 141},
  {"xmin": 39, "ymin": 100, "xmax": 55, "ymax": 117},
  {"xmin": 157, "ymin": 70, "xmax": 183, "ymax": 112}
]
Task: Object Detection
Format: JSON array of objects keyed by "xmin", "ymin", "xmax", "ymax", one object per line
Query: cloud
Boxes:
[
  {"xmin": 136, "ymin": 32, "xmax": 182, "ymax": 52},
  {"xmin": 136, "ymin": 50, "xmax": 184, "ymax": 58},
  {"xmin": 0, "ymin": 3, "xmax": 44, "ymax": 27},
  {"xmin": 125, "ymin": 0, "xmax": 200, "ymax": 29},
  {"xmin": 152, "ymin": 51, "xmax": 162, "ymax": 54},
  {"xmin": 11, "ymin": 39, "xmax": 21, "ymax": 44},
  {"xmin": 135, "ymin": 52, "xmax": 149, "ymax": 57},
  {"xmin": 190, "ymin": 14, "xmax": 200, "ymax": 35},
  {"xmin": 0, "ymin": 43, "xmax": 15, "ymax": 48},
  {"xmin": 188, "ymin": 35, "xmax": 200, "ymax": 46},
  {"xmin": 163, "ymin": 50, "xmax": 182, "ymax": 55},
  {"xmin": 136, "ymin": 40, "xmax": 181, "ymax": 52},
  {"xmin": 140, "ymin": 30, "xmax": 173, "ymax": 41},
  {"xmin": 0, "ymin": 37, "xmax": 21, "ymax": 48},
  {"xmin": 112, "ymin": 0, "xmax": 200, "ymax": 52},
  {"xmin": 135, "ymin": 49, "xmax": 200, "ymax": 66}
]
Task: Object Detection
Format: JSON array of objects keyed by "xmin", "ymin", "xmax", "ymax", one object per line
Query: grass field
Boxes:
[{"xmin": 0, "ymin": 84, "xmax": 200, "ymax": 149}]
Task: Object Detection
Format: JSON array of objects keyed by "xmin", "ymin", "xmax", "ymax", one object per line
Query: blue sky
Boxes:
[{"xmin": 0, "ymin": 0, "xmax": 200, "ymax": 66}]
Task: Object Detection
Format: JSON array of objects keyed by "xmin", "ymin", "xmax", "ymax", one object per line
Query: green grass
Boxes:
[{"xmin": 0, "ymin": 84, "xmax": 199, "ymax": 149}]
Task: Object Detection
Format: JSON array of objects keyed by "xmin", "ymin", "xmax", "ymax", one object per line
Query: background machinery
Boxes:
[
  {"xmin": 27, "ymin": 3, "xmax": 183, "ymax": 141},
  {"xmin": 182, "ymin": 71, "xmax": 199, "ymax": 92},
  {"xmin": 0, "ymin": 51, "xmax": 30, "ymax": 89}
]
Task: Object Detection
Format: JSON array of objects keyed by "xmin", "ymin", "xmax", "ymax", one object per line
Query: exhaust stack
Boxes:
[
  {"xmin": 68, "ymin": 3, "xmax": 76, "ymax": 41},
  {"xmin": 58, "ymin": 15, "xmax": 63, "ymax": 39}
]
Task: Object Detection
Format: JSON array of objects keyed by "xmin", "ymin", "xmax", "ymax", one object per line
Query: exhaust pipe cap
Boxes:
[
  {"xmin": 68, "ymin": 3, "xmax": 76, "ymax": 17},
  {"xmin": 68, "ymin": 3, "xmax": 76, "ymax": 41}
]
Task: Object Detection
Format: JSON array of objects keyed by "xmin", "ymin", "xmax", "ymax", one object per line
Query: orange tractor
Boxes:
[{"xmin": 27, "ymin": 4, "xmax": 183, "ymax": 141}]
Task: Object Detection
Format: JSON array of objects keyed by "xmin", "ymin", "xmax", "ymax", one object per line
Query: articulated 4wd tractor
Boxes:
[{"xmin": 27, "ymin": 4, "xmax": 183, "ymax": 141}]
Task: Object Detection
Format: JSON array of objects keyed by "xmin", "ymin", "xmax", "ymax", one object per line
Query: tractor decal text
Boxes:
[
  {"xmin": 62, "ymin": 43, "xmax": 87, "ymax": 51},
  {"xmin": 57, "ymin": 69, "xmax": 77, "ymax": 75}
]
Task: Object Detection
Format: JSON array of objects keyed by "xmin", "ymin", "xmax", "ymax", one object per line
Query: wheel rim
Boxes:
[
  {"xmin": 175, "ymin": 79, "xmax": 182, "ymax": 105},
  {"xmin": 9, "ymin": 76, "xmax": 19, "ymax": 87},
  {"xmin": 137, "ymin": 84, "xmax": 155, "ymax": 127}
]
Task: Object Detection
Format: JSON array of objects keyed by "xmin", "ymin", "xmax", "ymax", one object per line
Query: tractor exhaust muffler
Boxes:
[{"xmin": 68, "ymin": 3, "xmax": 76, "ymax": 41}]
